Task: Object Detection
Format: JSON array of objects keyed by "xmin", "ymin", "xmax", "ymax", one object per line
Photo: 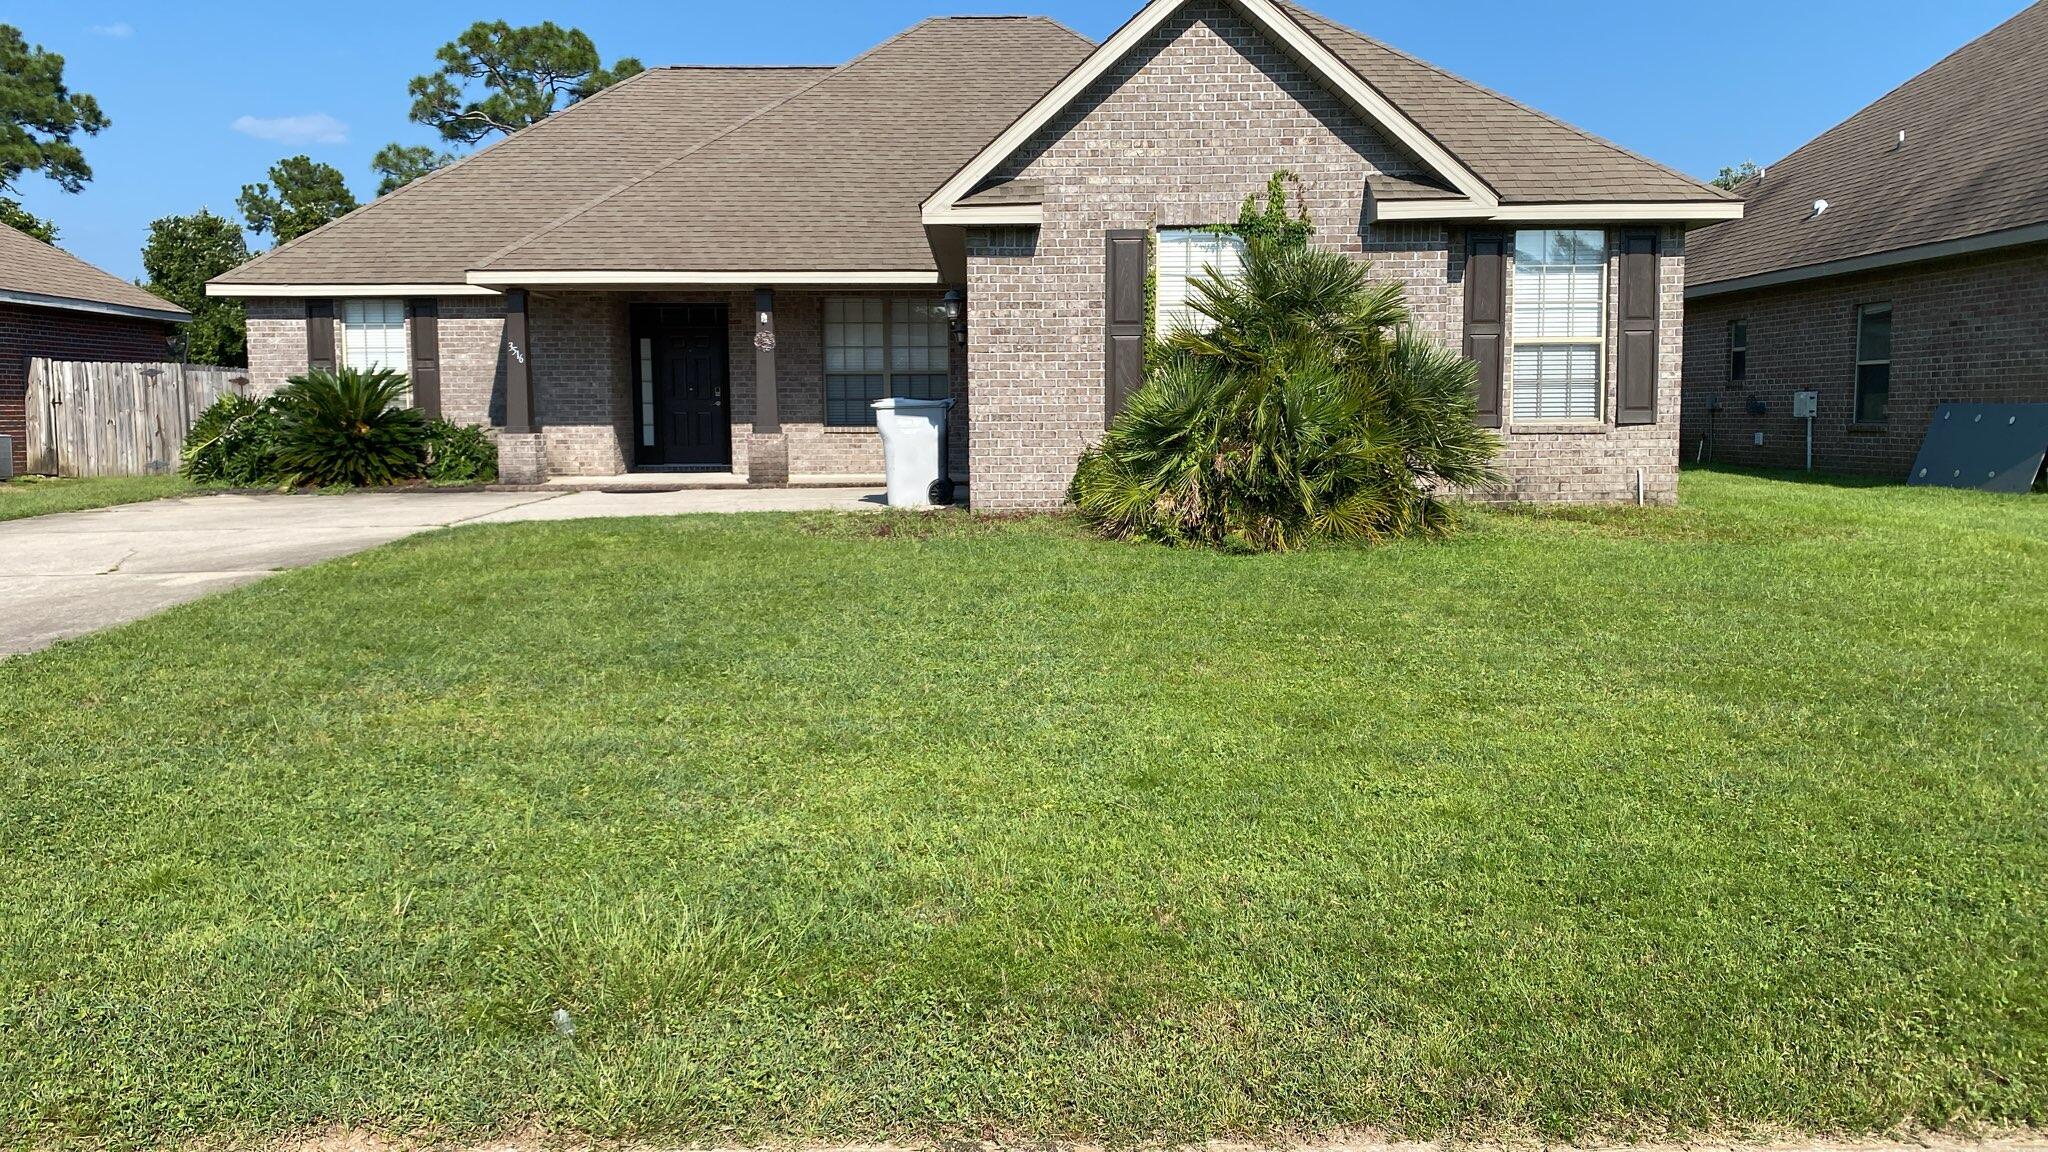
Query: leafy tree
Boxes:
[
  {"xmin": 370, "ymin": 142, "xmax": 454, "ymax": 196},
  {"xmin": 2, "ymin": 25, "xmax": 105, "ymax": 243},
  {"xmin": 0, "ymin": 195, "xmax": 55, "ymax": 241},
  {"xmin": 238, "ymin": 155, "xmax": 359, "ymax": 245},
  {"xmin": 1713, "ymin": 161, "xmax": 1762, "ymax": 191},
  {"xmin": 0, "ymin": 25, "xmax": 107, "ymax": 198},
  {"xmin": 1071, "ymin": 196, "xmax": 1499, "ymax": 552},
  {"xmin": 407, "ymin": 21, "xmax": 642, "ymax": 145},
  {"xmin": 142, "ymin": 209, "xmax": 250, "ymax": 366}
]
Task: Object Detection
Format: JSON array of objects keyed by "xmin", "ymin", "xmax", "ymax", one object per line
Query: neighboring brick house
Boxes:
[
  {"xmin": 208, "ymin": 0, "xmax": 1739, "ymax": 507},
  {"xmin": 1, "ymin": 223, "xmax": 189, "ymax": 476},
  {"xmin": 1683, "ymin": 2, "xmax": 2048, "ymax": 478}
]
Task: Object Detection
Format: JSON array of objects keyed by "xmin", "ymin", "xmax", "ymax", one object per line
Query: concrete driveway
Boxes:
[{"xmin": 0, "ymin": 487, "xmax": 883, "ymax": 656}]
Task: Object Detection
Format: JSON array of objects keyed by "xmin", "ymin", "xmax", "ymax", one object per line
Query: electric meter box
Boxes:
[{"xmin": 1792, "ymin": 391, "xmax": 1820, "ymax": 419}]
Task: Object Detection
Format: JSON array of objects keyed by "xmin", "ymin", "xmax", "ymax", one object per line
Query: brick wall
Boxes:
[
  {"xmin": 243, "ymin": 289, "xmax": 969, "ymax": 481},
  {"xmin": 1, "ymin": 302, "xmax": 178, "ymax": 475},
  {"xmin": 963, "ymin": 0, "xmax": 1685, "ymax": 510},
  {"xmin": 247, "ymin": 295, "xmax": 507, "ymax": 424},
  {"xmin": 1682, "ymin": 242, "xmax": 2048, "ymax": 477}
]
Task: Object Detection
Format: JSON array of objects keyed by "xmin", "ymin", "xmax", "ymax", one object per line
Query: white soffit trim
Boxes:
[
  {"xmin": 0, "ymin": 288, "xmax": 188, "ymax": 324},
  {"xmin": 467, "ymin": 270, "xmax": 945, "ymax": 287},
  {"xmin": 205, "ymin": 282, "xmax": 498, "ymax": 298},
  {"xmin": 1687, "ymin": 221, "xmax": 2048, "ymax": 299},
  {"xmin": 922, "ymin": 204, "xmax": 1046, "ymax": 226},
  {"xmin": 921, "ymin": 0, "xmax": 1497, "ymax": 218},
  {"xmin": 1371, "ymin": 200, "xmax": 1746, "ymax": 223}
]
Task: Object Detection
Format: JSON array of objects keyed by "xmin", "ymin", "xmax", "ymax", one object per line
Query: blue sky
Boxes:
[{"xmin": 7, "ymin": 0, "xmax": 2030, "ymax": 282}]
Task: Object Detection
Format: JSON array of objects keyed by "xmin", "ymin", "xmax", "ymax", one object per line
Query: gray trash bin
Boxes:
[
  {"xmin": 870, "ymin": 397, "xmax": 955, "ymax": 508},
  {"xmin": 0, "ymin": 435, "xmax": 12, "ymax": 481}
]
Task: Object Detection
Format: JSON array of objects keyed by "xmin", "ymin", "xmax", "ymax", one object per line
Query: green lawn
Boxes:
[
  {"xmin": 0, "ymin": 474, "xmax": 194, "ymax": 522},
  {"xmin": 1, "ymin": 469, "xmax": 2042, "ymax": 1149}
]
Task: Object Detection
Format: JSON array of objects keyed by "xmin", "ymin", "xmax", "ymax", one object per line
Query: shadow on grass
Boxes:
[{"xmin": 1680, "ymin": 462, "xmax": 1904, "ymax": 491}]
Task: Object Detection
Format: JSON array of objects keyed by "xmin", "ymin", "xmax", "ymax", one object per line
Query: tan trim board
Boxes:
[
  {"xmin": 206, "ymin": 282, "xmax": 500, "ymax": 298},
  {"xmin": 1372, "ymin": 200, "xmax": 1745, "ymax": 223},
  {"xmin": 0, "ymin": 288, "xmax": 188, "ymax": 325},
  {"xmin": 467, "ymin": 270, "xmax": 946, "ymax": 287},
  {"xmin": 922, "ymin": 0, "xmax": 1497, "ymax": 219},
  {"xmin": 922, "ymin": 204, "xmax": 1046, "ymax": 226},
  {"xmin": 1687, "ymin": 221, "xmax": 2048, "ymax": 299}
]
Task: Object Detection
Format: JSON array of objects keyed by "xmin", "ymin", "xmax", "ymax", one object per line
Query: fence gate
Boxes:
[{"xmin": 25, "ymin": 360, "xmax": 251, "ymax": 477}]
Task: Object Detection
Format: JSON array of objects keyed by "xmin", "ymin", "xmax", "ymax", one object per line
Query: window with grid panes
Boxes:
[
  {"xmin": 825, "ymin": 298, "xmax": 952, "ymax": 426},
  {"xmin": 340, "ymin": 298, "xmax": 411, "ymax": 405},
  {"xmin": 1511, "ymin": 229, "xmax": 1606, "ymax": 422}
]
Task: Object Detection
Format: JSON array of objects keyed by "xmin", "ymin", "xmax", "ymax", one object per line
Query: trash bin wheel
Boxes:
[{"xmin": 929, "ymin": 478, "xmax": 957, "ymax": 506}]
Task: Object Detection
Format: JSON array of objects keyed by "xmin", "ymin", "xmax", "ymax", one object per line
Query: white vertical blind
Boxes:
[
  {"xmin": 1511, "ymin": 229, "xmax": 1605, "ymax": 422},
  {"xmin": 1155, "ymin": 229, "xmax": 1246, "ymax": 336}
]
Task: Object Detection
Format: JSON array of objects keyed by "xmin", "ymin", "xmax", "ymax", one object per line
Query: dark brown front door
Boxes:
[{"xmin": 633, "ymin": 305, "xmax": 731, "ymax": 469}]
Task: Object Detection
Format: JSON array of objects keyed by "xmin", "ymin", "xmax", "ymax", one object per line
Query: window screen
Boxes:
[
  {"xmin": 1511, "ymin": 229, "xmax": 1605, "ymax": 422},
  {"xmin": 1155, "ymin": 228, "xmax": 1246, "ymax": 336}
]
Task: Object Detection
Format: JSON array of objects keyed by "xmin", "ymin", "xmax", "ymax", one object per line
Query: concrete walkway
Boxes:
[{"xmin": 0, "ymin": 487, "xmax": 883, "ymax": 656}]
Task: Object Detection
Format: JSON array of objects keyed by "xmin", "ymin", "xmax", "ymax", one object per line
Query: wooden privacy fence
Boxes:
[{"xmin": 25, "ymin": 359, "xmax": 252, "ymax": 477}]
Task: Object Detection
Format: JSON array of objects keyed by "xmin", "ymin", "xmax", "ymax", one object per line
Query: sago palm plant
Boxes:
[
  {"xmin": 1071, "ymin": 235, "xmax": 1501, "ymax": 551},
  {"xmin": 273, "ymin": 368, "xmax": 429, "ymax": 488}
]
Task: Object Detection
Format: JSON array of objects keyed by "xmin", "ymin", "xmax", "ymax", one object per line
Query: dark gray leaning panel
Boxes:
[{"xmin": 1908, "ymin": 404, "xmax": 2048, "ymax": 493}]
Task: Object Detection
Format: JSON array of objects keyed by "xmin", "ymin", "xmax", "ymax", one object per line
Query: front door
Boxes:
[{"xmin": 633, "ymin": 305, "xmax": 731, "ymax": 469}]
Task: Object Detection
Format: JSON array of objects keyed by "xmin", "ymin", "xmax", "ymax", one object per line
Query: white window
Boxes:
[
  {"xmin": 824, "ymin": 297, "xmax": 952, "ymax": 427},
  {"xmin": 340, "ymin": 299, "xmax": 411, "ymax": 404},
  {"xmin": 1511, "ymin": 229, "xmax": 1606, "ymax": 422},
  {"xmin": 1156, "ymin": 228, "xmax": 1246, "ymax": 336}
]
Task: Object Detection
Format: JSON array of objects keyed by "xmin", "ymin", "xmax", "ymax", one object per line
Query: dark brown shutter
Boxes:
[
  {"xmin": 1104, "ymin": 229, "xmax": 1147, "ymax": 425},
  {"xmin": 305, "ymin": 299, "xmax": 336, "ymax": 373},
  {"xmin": 1463, "ymin": 233, "xmax": 1505, "ymax": 428},
  {"xmin": 407, "ymin": 298, "xmax": 442, "ymax": 418},
  {"xmin": 1616, "ymin": 230, "xmax": 1660, "ymax": 426}
]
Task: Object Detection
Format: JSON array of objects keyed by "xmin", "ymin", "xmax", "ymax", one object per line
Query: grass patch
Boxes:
[
  {"xmin": 1, "ymin": 468, "xmax": 2043, "ymax": 1148},
  {"xmin": 0, "ymin": 474, "xmax": 194, "ymax": 522}
]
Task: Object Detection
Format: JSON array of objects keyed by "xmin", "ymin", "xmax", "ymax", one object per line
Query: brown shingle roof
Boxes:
[
  {"xmin": 1689, "ymin": 1, "xmax": 2048, "ymax": 289},
  {"xmin": 1280, "ymin": 2, "xmax": 1732, "ymax": 204},
  {"xmin": 0, "ymin": 223, "xmax": 187, "ymax": 320},
  {"xmin": 479, "ymin": 18, "xmax": 1092, "ymax": 275},
  {"xmin": 213, "ymin": 66, "xmax": 829, "ymax": 287}
]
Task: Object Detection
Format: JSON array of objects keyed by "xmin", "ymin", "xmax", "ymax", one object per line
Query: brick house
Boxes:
[
  {"xmin": 208, "ymin": 0, "xmax": 1739, "ymax": 507},
  {"xmin": 1682, "ymin": 2, "xmax": 2048, "ymax": 477},
  {"xmin": 1, "ymin": 223, "xmax": 190, "ymax": 476}
]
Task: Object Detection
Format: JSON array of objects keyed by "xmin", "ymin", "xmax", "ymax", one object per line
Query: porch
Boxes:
[{"xmin": 496, "ymin": 286, "xmax": 969, "ymax": 487}]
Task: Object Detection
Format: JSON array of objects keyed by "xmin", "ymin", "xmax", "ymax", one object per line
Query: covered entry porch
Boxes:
[{"xmin": 492, "ymin": 282, "xmax": 969, "ymax": 488}]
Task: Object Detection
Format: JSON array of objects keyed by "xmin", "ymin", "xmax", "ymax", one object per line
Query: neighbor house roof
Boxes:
[
  {"xmin": 0, "ymin": 223, "xmax": 188, "ymax": 323},
  {"xmin": 1688, "ymin": 1, "xmax": 2048, "ymax": 295},
  {"xmin": 211, "ymin": 66, "xmax": 831, "ymax": 292},
  {"xmin": 471, "ymin": 17, "xmax": 1093, "ymax": 282}
]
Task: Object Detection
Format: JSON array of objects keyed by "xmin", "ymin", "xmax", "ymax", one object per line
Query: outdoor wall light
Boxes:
[{"xmin": 940, "ymin": 288, "xmax": 967, "ymax": 345}]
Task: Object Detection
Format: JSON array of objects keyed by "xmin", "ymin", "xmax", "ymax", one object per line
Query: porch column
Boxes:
[
  {"xmin": 748, "ymin": 287, "xmax": 790, "ymax": 485},
  {"xmin": 497, "ymin": 288, "xmax": 548, "ymax": 485}
]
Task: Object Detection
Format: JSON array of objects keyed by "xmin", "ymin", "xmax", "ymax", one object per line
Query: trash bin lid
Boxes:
[{"xmin": 871, "ymin": 396, "xmax": 956, "ymax": 410}]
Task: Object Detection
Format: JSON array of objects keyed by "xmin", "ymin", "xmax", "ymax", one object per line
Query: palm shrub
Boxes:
[
  {"xmin": 1072, "ymin": 232, "xmax": 1501, "ymax": 552},
  {"xmin": 181, "ymin": 394, "xmax": 286, "ymax": 486},
  {"xmin": 273, "ymin": 368, "xmax": 429, "ymax": 488}
]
